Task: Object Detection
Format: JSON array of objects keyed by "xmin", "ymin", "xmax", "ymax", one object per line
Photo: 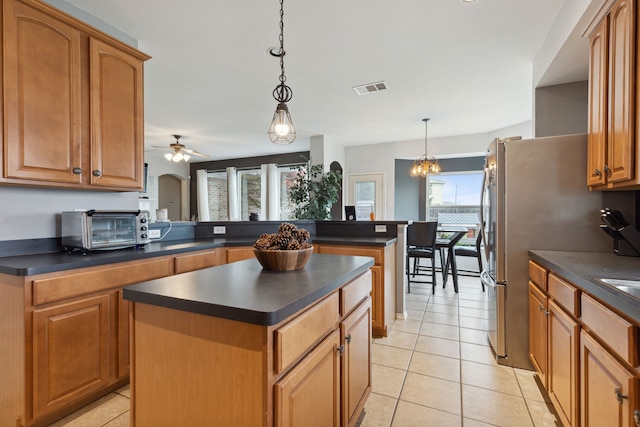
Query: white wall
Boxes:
[
  {"xmin": 344, "ymin": 121, "xmax": 533, "ymax": 220},
  {"xmin": 143, "ymin": 151, "xmax": 191, "ymax": 222}
]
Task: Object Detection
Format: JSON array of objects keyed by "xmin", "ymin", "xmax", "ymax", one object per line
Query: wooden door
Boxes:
[
  {"xmin": 89, "ymin": 38, "xmax": 144, "ymax": 189},
  {"xmin": 275, "ymin": 330, "xmax": 340, "ymax": 427},
  {"xmin": 581, "ymin": 331, "xmax": 638, "ymax": 427},
  {"xmin": 341, "ymin": 298, "xmax": 371, "ymax": 427},
  {"xmin": 588, "ymin": 16, "xmax": 609, "ymax": 187},
  {"xmin": 32, "ymin": 294, "xmax": 110, "ymax": 418},
  {"xmin": 3, "ymin": 0, "xmax": 82, "ymax": 184},
  {"xmin": 607, "ymin": 0, "xmax": 635, "ymax": 184},
  {"xmin": 548, "ymin": 299, "xmax": 580, "ymax": 427},
  {"xmin": 528, "ymin": 282, "xmax": 548, "ymax": 388}
]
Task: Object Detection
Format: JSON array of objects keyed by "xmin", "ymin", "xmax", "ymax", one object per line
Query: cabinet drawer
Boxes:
[
  {"xmin": 548, "ymin": 273, "xmax": 579, "ymax": 317},
  {"xmin": 317, "ymin": 245, "xmax": 381, "ymax": 265},
  {"xmin": 275, "ymin": 292, "xmax": 339, "ymax": 374},
  {"xmin": 581, "ymin": 293, "xmax": 638, "ymax": 366},
  {"xmin": 529, "ymin": 261, "xmax": 547, "ymax": 291},
  {"xmin": 32, "ymin": 257, "xmax": 173, "ymax": 305},
  {"xmin": 340, "ymin": 271, "xmax": 372, "ymax": 316},
  {"xmin": 174, "ymin": 250, "xmax": 218, "ymax": 274},
  {"xmin": 225, "ymin": 247, "xmax": 255, "ymax": 263}
]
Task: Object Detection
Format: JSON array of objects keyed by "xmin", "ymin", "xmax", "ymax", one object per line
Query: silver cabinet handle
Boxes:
[
  {"xmin": 93, "ymin": 170, "xmax": 102, "ymax": 177},
  {"xmin": 615, "ymin": 388, "xmax": 628, "ymax": 404},
  {"xmin": 633, "ymin": 409, "xmax": 640, "ymax": 426},
  {"xmin": 73, "ymin": 167, "xmax": 82, "ymax": 174},
  {"xmin": 595, "ymin": 168, "xmax": 601, "ymax": 176},
  {"xmin": 604, "ymin": 165, "xmax": 611, "ymax": 176}
]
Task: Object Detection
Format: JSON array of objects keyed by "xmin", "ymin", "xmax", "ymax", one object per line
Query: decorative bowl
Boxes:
[{"xmin": 253, "ymin": 246, "xmax": 313, "ymax": 271}]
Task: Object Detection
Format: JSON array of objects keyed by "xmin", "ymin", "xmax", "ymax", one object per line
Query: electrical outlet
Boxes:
[
  {"xmin": 213, "ymin": 226, "xmax": 226, "ymax": 235},
  {"xmin": 149, "ymin": 229, "xmax": 161, "ymax": 238},
  {"xmin": 375, "ymin": 225, "xmax": 387, "ymax": 233}
]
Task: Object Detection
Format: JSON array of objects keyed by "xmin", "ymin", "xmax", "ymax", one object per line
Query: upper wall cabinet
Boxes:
[
  {"xmin": 1, "ymin": 0, "xmax": 150, "ymax": 191},
  {"xmin": 586, "ymin": 0, "xmax": 639, "ymax": 190}
]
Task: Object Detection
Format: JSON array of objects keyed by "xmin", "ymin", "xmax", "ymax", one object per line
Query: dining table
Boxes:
[{"xmin": 435, "ymin": 226, "xmax": 469, "ymax": 293}]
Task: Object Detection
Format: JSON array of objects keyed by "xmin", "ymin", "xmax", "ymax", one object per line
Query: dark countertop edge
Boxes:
[
  {"xmin": 0, "ymin": 236, "xmax": 396, "ymax": 276},
  {"xmin": 123, "ymin": 256, "xmax": 375, "ymax": 326},
  {"xmin": 528, "ymin": 250, "xmax": 640, "ymax": 324}
]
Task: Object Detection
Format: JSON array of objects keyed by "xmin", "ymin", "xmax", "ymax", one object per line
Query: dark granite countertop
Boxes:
[
  {"xmin": 123, "ymin": 254, "xmax": 374, "ymax": 326},
  {"xmin": 528, "ymin": 250, "xmax": 640, "ymax": 323},
  {"xmin": 0, "ymin": 235, "xmax": 395, "ymax": 276}
]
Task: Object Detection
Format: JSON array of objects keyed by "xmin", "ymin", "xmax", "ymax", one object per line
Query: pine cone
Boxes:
[{"xmin": 278, "ymin": 222, "xmax": 297, "ymax": 235}]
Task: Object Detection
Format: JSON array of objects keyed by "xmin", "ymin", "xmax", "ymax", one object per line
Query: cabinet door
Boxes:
[
  {"xmin": 32, "ymin": 294, "xmax": 110, "ymax": 419},
  {"xmin": 89, "ymin": 38, "xmax": 144, "ymax": 189},
  {"xmin": 588, "ymin": 15, "xmax": 609, "ymax": 187},
  {"xmin": 528, "ymin": 282, "xmax": 548, "ymax": 388},
  {"xmin": 341, "ymin": 298, "xmax": 371, "ymax": 427},
  {"xmin": 607, "ymin": 0, "xmax": 635, "ymax": 184},
  {"xmin": 225, "ymin": 246, "xmax": 255, "ymax": 263},
  {"xmin": 369, "ymin": 265, "xmax": 384, "ymax": 337},
  {"xmin": 581, "ymin": 331, "xmax": 638, "ymax": 427},
  {"xmin": 3, "ymin": 0, "xmax": 82, "ymax": 184},
  {"xmin": 548, "ymin": 299, "xmax": 580, "ymax": 427},
  {"xmin": 275, "ymin": 330, "xmax": 340, "ymax": 427}
]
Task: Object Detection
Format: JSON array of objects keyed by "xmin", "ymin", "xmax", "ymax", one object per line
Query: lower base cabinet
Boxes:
[{"xmin": 581, "ymin": 331, "xmax": 638, "ymax": 427}]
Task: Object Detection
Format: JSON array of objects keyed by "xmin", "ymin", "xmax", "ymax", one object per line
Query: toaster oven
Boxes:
[{"xmin": 61, "ymin": 210, "xmax": 150, "ymax": 252}]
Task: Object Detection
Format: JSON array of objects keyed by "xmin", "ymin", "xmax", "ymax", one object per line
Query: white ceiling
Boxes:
[{"xmin": 62, "ymin": 0, "xmax": 592, "ymax": 161}]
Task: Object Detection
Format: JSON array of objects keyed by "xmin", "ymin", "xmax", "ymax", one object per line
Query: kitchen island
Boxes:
[{"xmin": 124, "ymin": 254, "xmax": 374, "ymax": 427}]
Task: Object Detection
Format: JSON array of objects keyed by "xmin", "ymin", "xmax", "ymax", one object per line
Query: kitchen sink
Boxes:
[{"xmin": 597, "ymin": 278, "xmax": 640, "ymax": 298}]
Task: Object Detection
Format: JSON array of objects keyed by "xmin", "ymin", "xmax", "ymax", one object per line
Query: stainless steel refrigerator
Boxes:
[{"xmin": 479, "ymin": 134, "xmax": 609, "ymax": 369}]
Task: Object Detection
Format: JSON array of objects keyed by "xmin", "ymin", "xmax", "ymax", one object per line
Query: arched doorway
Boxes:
[
  {"xmin": 158, "ymin": 174, "xmax": 187, "ymax": 221},
  {"xmin": 329, "ymin": 161, "xmax": 343, "ymax": 220}
]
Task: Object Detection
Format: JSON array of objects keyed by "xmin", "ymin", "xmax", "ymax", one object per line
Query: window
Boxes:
[
  {"xmin": 427, "ymin": 171, "xmax": 483, "ymax": 245},
  {"xmin": 279, "ymin": 166, "xmax": 298, "ymax": 220},
  {"xmin": 238, "ymin": 169, "xmax": 262, "ymax": 220},
  {"xmin": 206, "ymin": 171, "xmax": 228, "ymax": 221},
  {"xmin": 347, "ymin": 173, "xmax": 384, "ymax": 220}
]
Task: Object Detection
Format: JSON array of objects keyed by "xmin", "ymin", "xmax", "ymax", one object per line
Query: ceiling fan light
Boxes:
[
  {"xmin": 164, "ymin": 152, "xmax": 173, "ymax": 161},
  {"xmin": 173, "ymin": 152, "xmax": 184, "ymax": 162},
  {"xmin": 182, "ymin": 154, "xmax": 191, "ymax": 162},
  {"xmin": 268, "ymin": 103, "xmax": 296, "ymax": 144}
]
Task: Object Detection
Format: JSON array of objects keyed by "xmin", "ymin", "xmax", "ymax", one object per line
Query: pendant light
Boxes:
[
  {"xmin": 268, "ymin": 0, "xmax": 296, "ymax": 144},
  {"xmin": 410, "ymin": 118, "xmax": 441, "ymax": 177}
]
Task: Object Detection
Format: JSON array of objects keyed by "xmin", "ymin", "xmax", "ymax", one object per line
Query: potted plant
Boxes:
[{"xmin": 288, "ymin": 160, "xmax": 342, "ymax": 220}]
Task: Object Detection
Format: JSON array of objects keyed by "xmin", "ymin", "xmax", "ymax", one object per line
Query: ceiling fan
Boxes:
[{"xmin": 152, "ymin": 135, "xmax": 208, "ymax": 162}]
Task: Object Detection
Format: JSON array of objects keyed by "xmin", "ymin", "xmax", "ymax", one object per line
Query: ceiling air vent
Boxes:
[{"xmin": 353, "ymin": 81, "xmax": 388, "ymax": 96}]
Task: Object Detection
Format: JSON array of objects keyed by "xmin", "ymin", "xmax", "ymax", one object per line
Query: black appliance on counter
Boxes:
[{"xmin": 600, "ymin": 208, "xmax": 640, "ymax": 256}]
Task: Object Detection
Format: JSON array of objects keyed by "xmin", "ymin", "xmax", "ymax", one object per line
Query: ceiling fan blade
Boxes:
[
  {"xmin": 183, "ymin": 149, "xmax": 209, "ymax": 158},
  {"xmin": 150, "ymin": 145, "xmax": 171, "ymax": 149}
]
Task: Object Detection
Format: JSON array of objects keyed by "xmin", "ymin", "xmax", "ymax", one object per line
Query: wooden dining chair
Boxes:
[
  {"xmin": 406, "ymin": 221, "xmax": 439, "ymax": 293},
  {"xmin": 453, "ymin": 232, "xmax": 485, "ymax": 291}
]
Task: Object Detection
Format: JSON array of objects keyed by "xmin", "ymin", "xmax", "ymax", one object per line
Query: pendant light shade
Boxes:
[{"xmin": 268, "ymin": 0, "xmax": 295, "ymax": 144}]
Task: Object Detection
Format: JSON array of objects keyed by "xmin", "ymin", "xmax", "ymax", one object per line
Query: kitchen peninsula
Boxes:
[{"xmin": 124, "ymin": 254, "xmax": 374, "ymax": 427}]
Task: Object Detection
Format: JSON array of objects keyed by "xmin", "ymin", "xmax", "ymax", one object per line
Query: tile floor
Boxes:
[{"xmin": 50, "ymin": 275, "xmax": 561, "ymax": 427}]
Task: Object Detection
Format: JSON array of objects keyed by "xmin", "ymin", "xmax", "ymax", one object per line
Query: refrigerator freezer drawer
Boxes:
[{"xmin": 482, "ymin": 271, "xmax": 506, "ymax": 359}]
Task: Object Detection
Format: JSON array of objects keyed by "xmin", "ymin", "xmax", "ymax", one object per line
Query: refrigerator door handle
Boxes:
[{"xmin": 479, "ymin": 168, "xmax": 490, "ymax": 262}]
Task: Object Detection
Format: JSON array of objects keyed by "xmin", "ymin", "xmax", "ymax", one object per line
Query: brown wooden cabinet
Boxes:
[
  {"xmin": 316, "ymin": 243, "xmax": 396, "ymax": 337},
  {"xmin": 32, "ymin": 293, "xmax": 111, "ymax": 420},
  {"xmin": 587, "ymin": 0, "xmax": 639, "ymax": 189},
  {"xmin": 225, "ymin": 245, "xmax": 256, "ymax": 263},
  {"xmin": 529, "ymin": 258, "xmax": 640, "ymax": 427},
  {"xmin": 1, "ymin": 0, "xmax": 150, "ymax": 191}
]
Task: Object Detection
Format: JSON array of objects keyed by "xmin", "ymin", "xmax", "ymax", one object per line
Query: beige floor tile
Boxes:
[
  {"xmin": 378, "ymin": 330, "xmax": 418, "ymax": 350},
  {"xmin": 49, "ymin": 393, "xmax": 129, "ymax": 427},
  {"xmin": 457, "ymin": 299, "xmax": 489, "ymax": 310},
  {"xmin": 372, "ymin": 363, "xmax": 407, "ymax": 399},
  {"xmin": 429, "ymin": 295, "xmax": 459, "ymax": 307},
  {"xmin": 462, "ymin": 385, "xmax": 533, "ymax": 427},
  {"xmin": 458, "ymin": 315, "xmax": 488, "ymax": 331},
  {"xmin": 426, "ymin": 302, "xmax": 459, "ymax": 315},
  {"xmin": 360, "ymin": 392, "xmax": 397, "ymax": 427},
  {"xmin": 422, "ymin": 311, "xmax": 459, "ymax": 326},
  {"xmin": 514, "ymin": 369, "xmax": 551, "ymax": 403},
  {"xmin": 419, "ymin": 321, "xmax": 460, "ymax": 341},
  {"xmin": 527, "ymin": 400, "xmax": 561, "ymax": 427},
  {"xmin": 459, "ymin": 327, "xmax": 490, "ymax": 346},
  {"xmin": 404, "ymin": 309, "xmax": 425, "ymax": 321},
  {"xmin": 391, "ymin": 400, "xmax": 462, "ymax": 426},
  {"xmin": 406, "ymin": 293, "xmax": 429, "ymax": 302},
  {"xmin": 408, "ymin": 351, "xmax": 460, "ymax": 382},
  {"xmin": 406, "ymin": 300, "xmax": 427, "ymax": 311},
  {"xmin": 461, "ymin": 360, "xmax": 521, "ymax": 396},
  {"xmin": 115, "ymin": 384, "xmax": 130, "ymax": 398},
  {"xmin": 399, "ymin": 372, "xmax": 461, "ymax": 415},
  {"xmin": 458, "ymin": 307, "xmax": 489, "ymax": 319},
  {"xmin": 460, "ymin": 342, "xmax": 497, "ymax": 366},
  {"xmin": 462, "ymin": 418, "xmax": 496, "ymax": 426},
  {"xmin": 414, "ymin": 335, "xmax": 460, "ymax": 359},
  {"xmin": 372, "ymin": 343, "xmax": 413, "ymax": 370},
  {"xmin": 391, "ymin": 318, "xmax": 422, "ymax": 334},
  {"xmin": 103, "ymin": 411, "xmax": 130, "ymax": 427}
]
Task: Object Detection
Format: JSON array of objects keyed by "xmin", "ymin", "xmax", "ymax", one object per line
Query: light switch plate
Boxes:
[
  {"xmin": 148, "ymin": 229, "xmax": 161, "ymax": 238},
  {"xmin": 213, "ymin": 226, "xmax": 226, "ymax": 235},
  {"xmin": 375, "ymin": 225, "xmax": 387, "ymax": 233}
]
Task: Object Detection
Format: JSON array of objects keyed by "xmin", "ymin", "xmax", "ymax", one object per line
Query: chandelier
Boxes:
[
  {"xmin": 410, "ymin": 118, "xmax": 440, "ymax": 177},
  {"xmin": 267, "ymin": 0, "xmax": 296, "ymax": 144}
]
